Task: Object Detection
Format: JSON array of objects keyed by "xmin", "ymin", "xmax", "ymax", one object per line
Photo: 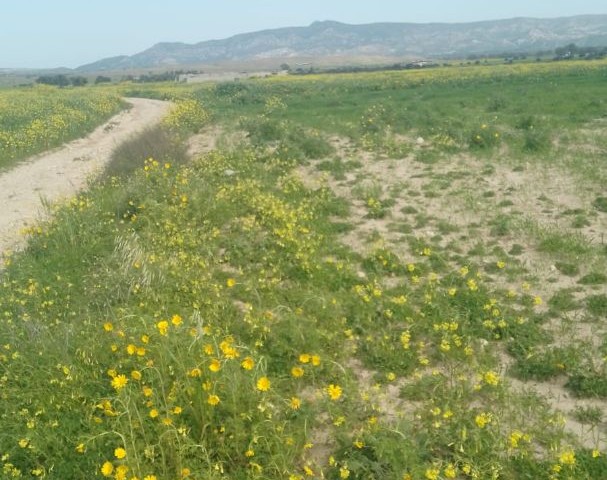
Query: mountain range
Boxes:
[{"xmin": 78, "ymin": 15, "xmax": 607, "ymax": 72}]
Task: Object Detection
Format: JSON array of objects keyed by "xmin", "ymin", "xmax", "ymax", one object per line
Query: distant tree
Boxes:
[
  {"xmin": 555, "ymin": 43, "xmax": 578, "ymax": 59},
  {"xmin": 134, "ymin": 71, "xmax": 179, "ymax": 83},
  {"xmin": 280, "ymin": 63, "xmax": 291, "ymax": 71},
  {"xmin": 95, "ymin": 75, "xmax": 112, "ymax": 84},
  {"xmin": 36, "ymin": 74, "xmax": 70, "ymax": 87},
  {"xmin": 70, "ymin": 76, "xmax": 88, "ymax": 87}
]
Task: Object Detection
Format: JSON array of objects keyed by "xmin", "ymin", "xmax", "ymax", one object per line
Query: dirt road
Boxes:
[{"xmin": 0, "ymin": 97, "xmax": 171, "ymax": 261}]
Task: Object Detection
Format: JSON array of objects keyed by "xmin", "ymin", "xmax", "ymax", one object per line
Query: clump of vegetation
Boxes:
[
  {"xmin": 0, "ymin": 86, "xmax": 124, "ymax": 170},
  {"xmin": 35, "ymin": 74, "xmax": 89, "ymax": 87},
  {"xmin": 593, "ymin": 196, "xmax": 607, "ymax": 213},
  {"xmin": 104, "ymin": 125, "xmax": 189, "ymax": 178},
  {"xmin": 469, "ymin": 122, "xmax": 501, "ymax": 149},
  {"xmin": 241, "ymin": 115, "xmax": 333, "ymax": 160},
  {"xmin": 555, "ymin": 261, "xmax": 580, "ymax": 276},
  {"xmin": 578, "ymin": 272, "xmax": 607, "ymax": 285},
  {"xmin": 163, "ymin": 98, "xmax": 210, "ymax": 133},
  {"xmin": 587, "ymin": 294, "xmax": 607, "ymax": 317}
]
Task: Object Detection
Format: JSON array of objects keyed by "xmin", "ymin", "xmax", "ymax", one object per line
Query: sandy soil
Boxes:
[
  {"xmin": 0, "ymin": 97, "xmax": 171, "ymax": 261},
  {"xmin": 296, "ymin": 134, "xmax": 607, "ymax": 449}
]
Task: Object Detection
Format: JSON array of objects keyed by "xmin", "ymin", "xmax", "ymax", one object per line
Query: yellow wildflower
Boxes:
[
  {"xmin": 241, "ymin": 357, "xmax": 255, "ymax": 370},
  {"xmin": 475, "ymin": 412, "xmax": 492, "ymax": 428},
  {"xmin": 483, "ymin": 370, "xmax": 500, "ymax": 386},
  {"xmin": 156, "ymin": 320, "xmax": 169, "ymax": 335},
  {"xmin": 559, "ymin": 450, "xmax": 576, "ymax": 466},
  {"xmin": 111, "ymin": 375, "xmax": 128, "ymax": 391},
  {"xmin": 209, "ymin": 359, "xmax": 221, "ymax": 372},
  {"xmin": 327, "ymin": 384, "xmax": 343, "ymax": 400},
  {"xmin": 101, "ymin": 461, "xmax": 114, "ymax": 477},
  {"xmin": 256, "ymin": 376, "xmax": 271, "ymax": 392}
]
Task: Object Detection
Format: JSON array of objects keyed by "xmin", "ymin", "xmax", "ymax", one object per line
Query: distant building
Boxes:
[{"xmin": 404, "ymin": 60, "xmax": 436, "ymax": 69}]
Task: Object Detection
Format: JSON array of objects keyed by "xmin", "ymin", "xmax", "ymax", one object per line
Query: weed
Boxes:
[
  {"xmin": 509, "ymin": 244, "xmax": 525, "ymax": 255},
  {"xmin": 548, "ymin": 289, "xmax": 579, "ymax": 313},
  {"xmin": 578, "ymin": 272, "xmax": 607, "ymax": 285},
  {"xmin": 469, "ymin": 122, "xmax": 501, "ymax": 149},
  {"xmin": 104, "ymin": 125, "xmax": 188, "ymax": 178},
  {"xmin": 587, "ymin": 294, "xmax": 607, "ymax": 317},
  {"xmin": 316, "ymin": 158, "xmax": 361, "ymax": 180},
  {"xmin": 572, "ymin": 405, "xmax": 603, "ymax": 425},
  {"xmin": 489, "ymin": 214, "xmax": 513, "ymax": 237},
  {"xmin": 571, "ymin": 214, "xmax": 591, "ymax": 228},
  {"xmin": 522, "ymin": 128, "xmax": 551, "ymax": 153},
  {"xmin": 555, "ymin": 261, "xmax": 581, "ymax": 276},
  {"xmin": 400, "ymin": 205, "xmax": 418, "ymax": 215},
  {"xmin": 511, "ymin": 347, "xmax": 571, "ymax": 381},
  {"xmin": 567, "ymin": 370, "xmax": 607, "ymax": 398},
  {"xmin": 593, "ymin": 196, "xmax": 607, "ymax": 213}
]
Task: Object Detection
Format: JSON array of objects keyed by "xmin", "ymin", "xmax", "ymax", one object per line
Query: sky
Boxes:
[{"xmin": 1, "ymin": 0, "xmax": 606, "ymax": 69}]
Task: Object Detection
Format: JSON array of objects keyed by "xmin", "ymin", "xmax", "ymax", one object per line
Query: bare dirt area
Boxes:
[
  {"xmin": 0, "ymin": 98, "xmax": 171, "ymax": 262},
  {"xmin": 296, "ymin": 133, "xmax": 607, "ymax": 450}
]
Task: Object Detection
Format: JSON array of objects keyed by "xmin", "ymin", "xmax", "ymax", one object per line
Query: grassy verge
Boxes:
[
  {"xmin": 0, "ymin": 149, "xmax": 603, "ymax": 479},
  {"xmin": 0, "ymin": 85, "xmax": 125, "ymax": 171}
]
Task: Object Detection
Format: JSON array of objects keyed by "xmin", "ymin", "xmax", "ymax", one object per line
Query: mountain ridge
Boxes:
[{"xmin": 77, "ymin": 15, "xmax": 607, "ymax": 71}]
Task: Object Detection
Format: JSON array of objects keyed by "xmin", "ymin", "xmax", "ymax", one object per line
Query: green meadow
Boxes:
[
  {"xmin": 0, "ymin": 86, "xmax": 124, "ymax": 171},
  {"xmin": 1, "ymin": 60, "xmax": 607, "ymax": 479}
]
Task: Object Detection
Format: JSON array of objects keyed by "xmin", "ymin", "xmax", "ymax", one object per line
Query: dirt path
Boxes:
[{"xmin": 0, "ymin": 97, "xmax": 171, "ymax": 261}]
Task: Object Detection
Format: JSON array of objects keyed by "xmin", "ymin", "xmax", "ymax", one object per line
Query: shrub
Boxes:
[
  {"xmin": 163, "ymin": 99, "xmax": 210, "ymax": 133},
  {"xmin": 104, "ymin": 125, "xmax": 188, "ymax": 178},
  {"xmin": 469, "ymin": 123, "xmax": 501, "ymax": 149}
]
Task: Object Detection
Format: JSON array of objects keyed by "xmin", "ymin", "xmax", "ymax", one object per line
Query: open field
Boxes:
[
  {"xmin": 1, "ymin": 60, "xmax": 607, "ymax": 479},
  {"xmin": 0, "ymin": 85, "xmax": 124, "ymax": 172}
]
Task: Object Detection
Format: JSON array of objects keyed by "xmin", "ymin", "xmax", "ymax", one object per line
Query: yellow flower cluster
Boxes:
[{"xmin": 0, "ymin": 85, "xmax": 122, "ymax": 165}]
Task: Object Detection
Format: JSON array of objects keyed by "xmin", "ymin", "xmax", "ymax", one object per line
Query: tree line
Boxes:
[{"xmin": 34, "ymin": 74, "xmax": 113, "ymax": 87}]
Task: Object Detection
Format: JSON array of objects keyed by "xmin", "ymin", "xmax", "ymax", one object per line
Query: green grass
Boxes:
[
  {"xmin": 104, "ymin": 125, "xmax": 189, "ymax": 178},
  {"xmin": 2, "ymin": 60, "xmax": 607, "ymax": 478},
  {"xmin": 0, "ymin": 85, "xmax": 124, "ymax": 171}
]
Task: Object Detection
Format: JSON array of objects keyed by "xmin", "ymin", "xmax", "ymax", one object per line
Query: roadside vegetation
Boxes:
[
  {"xmin": 0, "ymin": 85, "xmax": 124, "ymax": 171},
  {"xmin": 1, "ymin": 58, "xmax": 607, "ymax": 479}
]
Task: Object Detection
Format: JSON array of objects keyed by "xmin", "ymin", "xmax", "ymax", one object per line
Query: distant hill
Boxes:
[{"xmin": 78, "ymin": 15, "xmax": 607, "ymax": 71}]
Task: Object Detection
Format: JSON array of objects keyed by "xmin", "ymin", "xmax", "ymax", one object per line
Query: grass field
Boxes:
[
  {"xmin": 0, "ymin": 85, "xmax": 124, "ymax": 171},
  {"xmin": 1, "ymin": 60, "xmax": 607, "ymax": 479}
]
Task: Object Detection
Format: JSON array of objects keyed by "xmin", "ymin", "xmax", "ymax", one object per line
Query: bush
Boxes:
[
  {"xmin": 104, "ymin": 125, "xmax": 188, "ymax": 178},
  {"xmin": 241, "ymin": 115, "xmax": 333, "ymax": 161},
  {"xmin": 593, "ymin": 196, "xmax": 607, "ymax": 213},
  {"xmin": 469, "ymin": 123, "xmax": 501, "ymax": 149},
  {"xmin": 163, "ymin": 99, "xmax": 210, "ymax": 133},
  {"xmin": 522, "ymin": 128, "xmax": 550, "ymax": 152}
]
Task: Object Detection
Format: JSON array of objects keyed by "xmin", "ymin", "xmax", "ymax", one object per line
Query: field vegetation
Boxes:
[
  {"xmin": 1, "ymin": 59, "xmax": 607, "ymax": 479},
  {"xmin": 0, "ymin": 85, "xmax": 124, "ymax": 171}
]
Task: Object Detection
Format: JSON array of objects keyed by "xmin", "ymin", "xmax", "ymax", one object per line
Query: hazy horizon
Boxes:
[{"xmin": 2, "ymin": 0, "xmax": 606, "ymax": 69}]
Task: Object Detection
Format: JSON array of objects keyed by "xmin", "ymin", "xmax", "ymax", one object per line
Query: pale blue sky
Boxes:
[{"xmin": 2, "ymin": 0, "xmax": 606, "ymax": 68}]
